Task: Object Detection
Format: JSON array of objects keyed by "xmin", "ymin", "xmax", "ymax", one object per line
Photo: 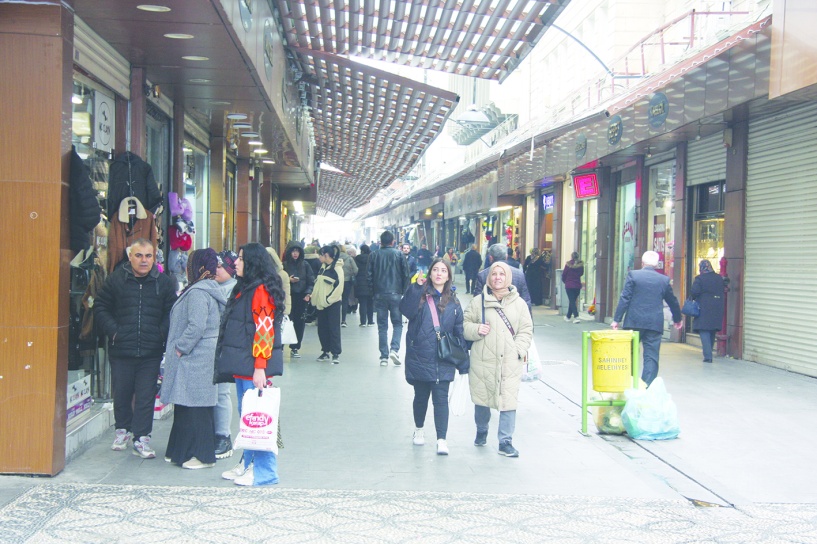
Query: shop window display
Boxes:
[{"xmin": 693, "ymin": 181, "xmax": 726, "ymax": 274}]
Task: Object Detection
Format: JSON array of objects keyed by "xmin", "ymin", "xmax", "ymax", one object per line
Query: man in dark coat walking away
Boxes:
[
  {"xmin": 461, "ymin": 245, "xmax": 482, "ymax": 294},
  {"xmin": 472, "ymin": 244, "xmax": 532, "ymax": 312},
  {"xmin": 611, "ymin": 251, "xmax": 683, "ymax": 385},
  {"xmin": 95, "ymin": 238, "xmax": 177, "ymax": 459},
  {"xmin": 367, "ymin": 231, "xmax": 409, "ymax": 366}
]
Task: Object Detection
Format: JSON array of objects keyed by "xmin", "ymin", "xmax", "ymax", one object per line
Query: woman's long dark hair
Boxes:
[
  {"xmin": 232, "ymin": 242, "xmax": 286, "ymax": 318},
  {"xmin": 418, "ymin": 257, "xmax": 457, "ymax": 313}
]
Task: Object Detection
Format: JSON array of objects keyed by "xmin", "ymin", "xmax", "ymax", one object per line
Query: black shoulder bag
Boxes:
[{"xmin": 426, "ymin": 295, "xmax": 469, "ymax": 367}]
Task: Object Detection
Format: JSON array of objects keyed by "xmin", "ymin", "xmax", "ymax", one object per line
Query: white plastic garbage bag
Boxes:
[{"xmin": 621, "ymin": 377, "xmax": 680, "ymax": 440}]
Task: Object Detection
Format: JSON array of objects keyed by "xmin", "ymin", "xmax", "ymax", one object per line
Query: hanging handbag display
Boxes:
[
  {"xmin": 681, "ymin": 299, "xmax": 700, "ymax": 318},
  {"xmin": 426, "ymin": 295, "xmax": 469, "ymax": 368}
]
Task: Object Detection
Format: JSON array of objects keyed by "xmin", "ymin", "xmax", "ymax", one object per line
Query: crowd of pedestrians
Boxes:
[{"xmin": 94, "ymin": 233, "xmax": 616, "ymax": 486}]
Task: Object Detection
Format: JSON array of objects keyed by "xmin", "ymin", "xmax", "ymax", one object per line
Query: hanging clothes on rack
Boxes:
[
  {"xmin": 107, "ymin": 196, "xmax": 159, "ymax": 273},
  {"xmin": 69, "ymin": 146, "xmax": 102, "ymax": 253},
  {"xmin": 107, "ymin": 151, "xmax": 162, "ymax": 220}
]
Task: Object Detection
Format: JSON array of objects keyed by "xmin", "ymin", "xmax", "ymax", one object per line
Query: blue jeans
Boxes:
[
  {"xmin": 374, "ymin": 293, "xmax": 403, "ymax": 359},
  {"xmin": 214, "ymin": 382, "xmax": 232, "ymax": 437},
  {"xmin": 235, "ymin": 378, "xmax": 279, "ymax": 486},
  {"xmin": 633, "ymin": 328, "xmax": 663, "ymax": 386},
  {"xmin": 474, "ymin": 405, "xmax": 516, "ymax": 444},
  {"xmin": 699, "ymin": 330, "xmax": 717, "ymax": 361}
]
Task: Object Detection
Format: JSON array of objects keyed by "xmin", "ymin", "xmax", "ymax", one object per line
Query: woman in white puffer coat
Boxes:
[{"xmin": 463, "ymin": 261, "xmax": 533, "ymax": 458}]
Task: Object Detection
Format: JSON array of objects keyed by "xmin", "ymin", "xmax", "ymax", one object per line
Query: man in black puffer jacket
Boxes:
[
  {"xmin": 95, "ymin": 238, "xmax": 177, "ymax": 459},
  {"xmin": 367, "ymin": 231, "xmax": 409, "ymax": 366}
]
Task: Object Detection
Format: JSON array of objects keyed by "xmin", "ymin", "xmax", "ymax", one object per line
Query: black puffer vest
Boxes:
[{"xmin": 214, "ymin": 284, "xmax": 283, "ymax": 383}]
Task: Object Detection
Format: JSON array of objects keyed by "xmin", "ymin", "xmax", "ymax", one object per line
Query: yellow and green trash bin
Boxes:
[{"xmin": 581, "ymin": 330, "xmax": 640, "ymax": 435}]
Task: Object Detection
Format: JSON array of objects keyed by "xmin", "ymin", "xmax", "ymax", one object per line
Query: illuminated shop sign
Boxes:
[
  {"xmin": 542, "ymin": 193, "xmax": 555, "ymax": 213},
  {"xmin": 573, "ymin": 173, "xmax": 600, "ymax": 200}
]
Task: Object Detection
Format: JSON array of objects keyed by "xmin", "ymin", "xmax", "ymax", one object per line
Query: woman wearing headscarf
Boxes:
[
  {"xmin": 215, "ymin": 242, "xmax": 286, "ymax": 486},
  {"xmin": 524, "ymin": 248, "xmax": 545, "ymax": 305},
  {"xmin": 561, "ymin": 251, "xmax": 584, "ymax": 323},
  {"xmin": 464, "ymin": 261, "xmax": 533, "ymax": 458},
  {"xmin": 689, "ymin": 259, "xmax": 725, "ymax": 363},
  {"xmin": 311, "ymin": 244, "xmax": 344, "ymax": 363},
  {"xmin": 400, "ymin": 257, "xmax": 468, "ymax": 455},
  {"xmin": 161, "ymin": 248, "xmax": 227, "ymax": 469}
]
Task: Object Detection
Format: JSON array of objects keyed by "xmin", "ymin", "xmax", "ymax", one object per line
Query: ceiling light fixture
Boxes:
[
  {"xmin": 210, "ymin": 100, "xmax": 231, "ymax": 106},
  {"xmin": 232, "ymin": 122, "xmax": 252, "ymax": 129},
  {"xmin": 189, "ymin": 78, "xmax": 211, "ymax": 84},
  {"xmin": 182, "ymin": 55, "xmax": 209, "ymax": 61},
  {"xmin": 262, "ymin": 159, "xmax": 276, "ymax": 164},
  {"xmin": 241, "ymin": 132, "xmax": 259, "ymax": 138},
  {"xmin": 226, "ymin": 113, "xmax": 247, "ymax": 120},
  {"xmin": 136, "ymin": 4, "xmax": 171, "ymax": 12},
  {"xmin": 253, "ymin": 149, "xmax": 268, "ymax": 154},
  {"xmin": 164, "ymin": 33, "xmax": 194, "ymax": 39},
  {"xmin": 248, "ymin": 140, "xmax": 263, "ymax": 146},
  {"xmin": 71, "ymin": 95, "xmax": 82, "ymax": 104}
]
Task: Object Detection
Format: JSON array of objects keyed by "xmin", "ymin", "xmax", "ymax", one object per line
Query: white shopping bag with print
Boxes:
[
  {"xmin": 281, "ymin": 315, "xmax": 298, "ymax": 345},
  {"xmin": 234, "ymin": 387, "xmax": 280, "ymax": 454},
  {"xmin": 449, "ymin": 372, "xmax": 471, "ymax": 417}
]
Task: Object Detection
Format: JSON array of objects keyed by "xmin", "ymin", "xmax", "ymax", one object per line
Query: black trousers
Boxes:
[
  {"xmin": 342, "ymin": 281, "xmax": 354, "ymax": 323},
  {"xmin": 110, "ymin": 356, "xmax": 162, "ymax": 440},
  {"xmin": 357, "ymin": 295, "xmax": 374, "ymax": 325},
  {"xmin": 317, "ymin": 301, "xmax": 342, "ymax": 355},
  {"xmin": 289, "ymin": 295, "xmax": 308, "ymax": 350},
  {"xmin": 565, "ymin": 287, "xmax": 581, "ymax": 319},
  {"xmin": 411, "ymin": 380, "xmax": 451, "ymax": 440}
]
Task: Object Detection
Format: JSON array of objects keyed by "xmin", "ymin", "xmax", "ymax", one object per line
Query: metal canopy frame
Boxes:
[
  {"xmin": 274, "ymin": 0, "xmax": 570, "ymax": 216},
  {"xmin": 276, "ymin": 0, "xmax": 567, "ymax": 81},
  {"xmin": 290, "ymin": 47, "xmax": 458, "ymax": 215}
]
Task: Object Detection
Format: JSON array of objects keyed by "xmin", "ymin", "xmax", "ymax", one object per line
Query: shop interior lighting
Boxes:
[
  {"xmin": 71, "ymin": 95, "xmax": 82, "ymax": 104},
  {"xmin": 489, "ymin": 206, "xmax": 513, "ymax": 212},
  {"xmin": 241, "ymin": 132, "xmax": 260, "ymax": 138},
  {"xmin": 189, "ymin": 78, "xmax": 211, "ymax": 84},
  {"xmin": 232, "ymin": 122, "xmax": 252, "ymax": 129},
  {"xmin": 164, "ymin": 33, "xmax": 194, "ymax": 39},
  {"xmin": 136, "ymin": 4, "xmax": 171, "ymax": 12},
  {"xmin": 210, "ymin": 100, "xmax": 231, "ymax": 106},
  {"xmin": 253, "ymin": 149, "xmax": 268, "ymax": 154},
  {"xmin": 248, "ymin": 140, "xmax": 264, "ymax": 146},
  {"xmin": 263, "ymin": 159, "xmax": 275, "ymax": 164},
  {"xmin": 293, "ymin": 201, "xmax": 304, "ymax": 213},
  {"xmin": 226, "ymin": 113, "xmax": 248, "ymax": 120},
  {"xmin": 182, "ymin": 56, "xmax": 209, "ymax": 61}
]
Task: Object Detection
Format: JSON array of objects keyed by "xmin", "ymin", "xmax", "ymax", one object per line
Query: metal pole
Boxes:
[{"xmin": 582, "ymin": 332, "xmax": 589, "ymax": 435}]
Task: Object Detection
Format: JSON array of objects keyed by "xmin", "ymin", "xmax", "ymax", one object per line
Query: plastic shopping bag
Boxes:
[
  {"xmin": 590, "ymin": 392, "xmax": 627, "ymax": 435},
  {"xmin": 234, "ymin": 387, "xmax": 281, "ymax": 453},
  {"xmin": 521, "ymin": 341, "xmax": 543, "ymax": 382},
  {"xmin": 280, "ymin": 315, "xmax": 298, "ymax": 345},
  {"xmin": 449, "ymin": 372, "xmax": 471, "ymax": 417},
  {"xmin": 621, "ymin": 377, "xmax": 680, "ymax": 440}
]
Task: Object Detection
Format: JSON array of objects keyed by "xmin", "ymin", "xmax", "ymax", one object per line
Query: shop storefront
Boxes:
[{"xmin": 611, "ymin": 165, "xmax": 638, "ymax": 306}]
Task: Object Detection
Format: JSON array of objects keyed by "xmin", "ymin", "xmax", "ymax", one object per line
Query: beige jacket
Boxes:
[
  {"xmin": 311, "ymin": 259, "xmax": 344, "ymax": 310},
  {"xmin": 463, "ymin": 285, "xmax": 533, "ymax": 411},
  {"xmin": 266, "ymin": 247, "xmax": 291, "ymax": 316}
]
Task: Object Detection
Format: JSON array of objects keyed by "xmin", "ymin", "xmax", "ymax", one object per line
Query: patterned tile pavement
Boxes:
[{"xmin": 1, "ymin": 484, "xmax": 816, "ymax": 544}]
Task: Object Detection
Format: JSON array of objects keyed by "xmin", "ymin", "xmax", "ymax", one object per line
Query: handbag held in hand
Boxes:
[
  {"xmin": 426, "ymin": 295, "xmax": 469, "ymax": 368},
  {"xmin": 681, "ymin": 299, "xmax": 700, "ymax": 318}
]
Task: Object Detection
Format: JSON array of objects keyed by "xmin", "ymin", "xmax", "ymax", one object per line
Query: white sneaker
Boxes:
[
  {"xmin": 222, "ymin": 461, "xmax": 250, "ymax": 481},
  {"xmin": 437, "ymin": 439, "xmax": 449, "ymax": 455},
  {"xmin": 132, "ymin": 436, "xmax": 156, "ymax": 459},
  {"xmin": 182, "ymin": 457, "xmax": 215, "ymax": 470},
  {"xmin": 233, "ymin": 467, "xmax": 255, "ymax": 486},
  {"xmin": 564, "ymin": 316, "xmax": 570, "ymax": 322},
  {"xmin": 380, "ymin": 359, "xmax": 388, "ymax": 366},
  {"xmin": 111, "ymin": 429, "xmax": 132, "ymax": 451},
  {"xmin": 413, "ymin": 428, "xmax": 425, "ymax": 446},
  {"xmin": 573, "ymin": 319, "xmax": 581, "ymax": 324},
  {"xmin": 390, "ymin": 351, "xmax": 401, "ymax": 366}
]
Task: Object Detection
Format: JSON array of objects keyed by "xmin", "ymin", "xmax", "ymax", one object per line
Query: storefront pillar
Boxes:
[
  {"xmin": 235, "ymin": 158, "xmax": 251, "ymax": 246},
  {"xmin": 670, "ymin": 142, "xmax": 688, "ymax": 342},
  {"xmin": 171, "ymin": 102, "xmax": 185, "ymax": 195},
  {"xmin": 258, "ymin": 171, "xmax": 271, "ymax": 247},
  {"xmin": 0, "ymin": 2, "xmax": 74, "ymax": 475},
  {"xmin": 549, "ymin": 183, "xmax": 563, "ymax": 310},
  {"xmin": 635, "ymin": 155, "xmax": 647, "ymax": 270},
  {"xmin": 723, "ymin": 118, "xmax": 749, "ymax": 358},
  {"xmin": 209, "ymin": 137, "xmax": 226, "ymax": 251},
  {"xmin": 128, "ymin": 67, "xmax": 147, "ymax": 158},
  {"xmin": 595, "ymin": 167, "xmax": 613, "ymax": 322}
]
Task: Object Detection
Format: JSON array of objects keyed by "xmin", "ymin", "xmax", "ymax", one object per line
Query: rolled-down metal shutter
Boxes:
[
  {"xmin": 74, "ymin": 16, "xmax": 131, "ymax": 99},
  {"xmin": 686, "ymin": 133, "xmax": 727, "ymax": 186},
  {"xmin": 744, "ymin": 102, "xmax": 817, "ymax": 377}
]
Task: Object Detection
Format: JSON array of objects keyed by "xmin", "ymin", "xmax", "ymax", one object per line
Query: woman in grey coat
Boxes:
[{"xmin": 161, "ymin": 249, "xmax": 227, "ymax": 469}]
